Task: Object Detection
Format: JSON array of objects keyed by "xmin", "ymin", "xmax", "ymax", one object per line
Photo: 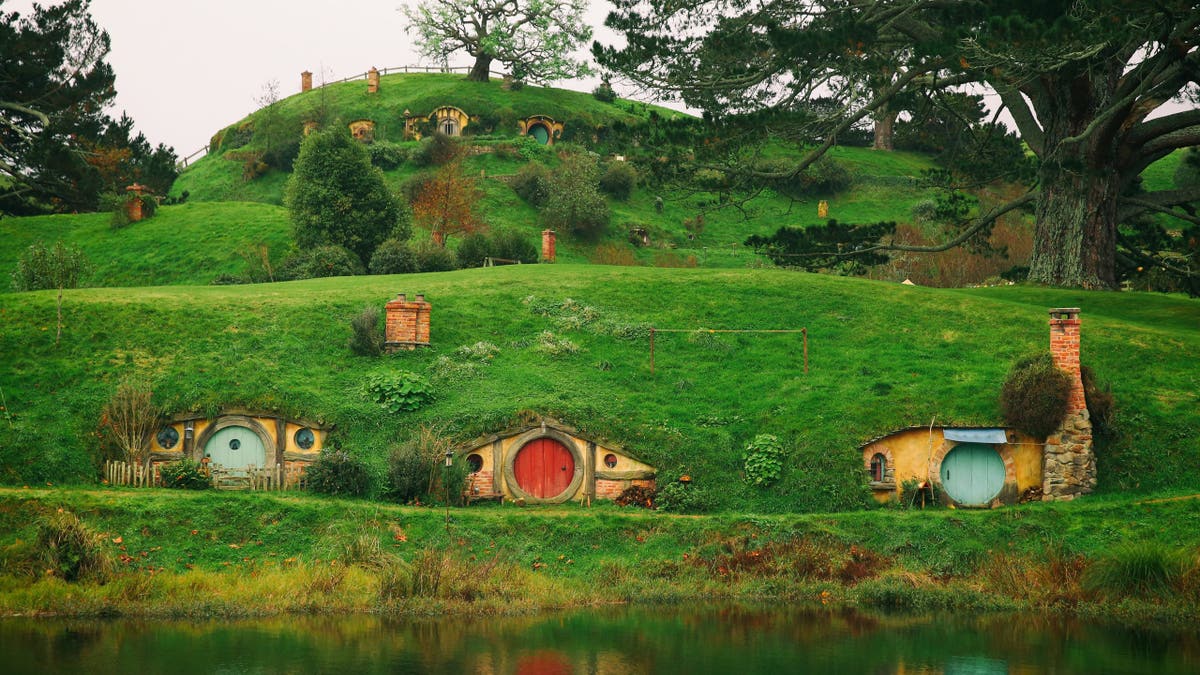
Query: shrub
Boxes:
[
  {"xmin": 369, "ymin": 238, "xmax": 419, "ymax": 275},
  {"xmin": 592, "ymin": 79, "xmax": 616, "ymax": 103},
  {"xmin": 655, "ymin": 480, "xmax": 713, "ymax": 513},
  {"xmin": 1080, "ymin": 365, "xmax": 1115, "ymax": 438},
  {"xmin": 491, "ymin": 229, "xmax": 538, "ymax": 264},
  {"xmin": 364, "ymin": 371, "xmax": 435, "ymax": 413},
  {"xmin": 510, "ymin": 162, "xmax": 553, "ymax": 207},
  {"xmin": 36, "ymin": 509, "xmax": 113, "ymax": 582},
  {"xmin": 348, "ymin": 306, "xmax": 384, "ymax": 356},
  {"xmin": 1000, "ymin": 353, "xmax": 1072, "ymax": 438},
  {"xmin": 159, "ymin": 458, "xmax": 212, "ymax": 490},
  {"xmin": 369, "ymin": 141, "xmax": 409, "ymax": 170},
  {"xmin": 387, "ymin": 443, "xmax": 435, "ymax": 503},
  {"xmin": 412, "ymin": 132, "xmax": 460, "ymax": 167},
  {"xmin": 100, "ymin": 380, "xmax": 160, "ymax": 466},
  {"xmin": 11, "ymin": 241, "xmax": 91, "ymax": 292},
  {"xmin": 411, "ymin": 240, "xmax": 458, "ymax": 272},
  {"xmin": 278, "ymin": 245, "xmax": 365, "ymax": 280},
  {"xmin": 599, "ymin": 161, "xmax": 638, "ymax": 200},
  {"xmin": 742, "ymin": 434, "xmax": 785, "ymax": 487},
  {"xmin": 542, "ymin": 153, "xmax": 610, "ymax": 239},
  {"xmin": 305, "ymin": 449, "xmax": 372, "ymax": 497},
  {"xmin": 910, "ymin": 198, "xmax": 938, "ymax": 223},
  {"xmin": 455, "ymin": 232, "xmax": 492, "ymax": 268}
]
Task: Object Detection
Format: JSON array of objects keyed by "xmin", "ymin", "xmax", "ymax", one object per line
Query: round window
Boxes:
[
  {"xmin": 604, "ymin": 453, "xmax": 618, "ymax": 469},
  {"xmin": 156, "ymin": 426, "xmax": 179, "ymax": 450},
  {"xmin": 467, "ymin": 454, "xmax": 483, "ymax": 473},
  {"xmin": 295, "ymin": 427, "xmax": 315, "ymax": 450},
  {"xmin": 229, "ymin": 438, "xmax": 241, "ymax": 451}
]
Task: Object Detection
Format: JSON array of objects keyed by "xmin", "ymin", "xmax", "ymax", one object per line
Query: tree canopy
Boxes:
[
  {"xmin": 0, "ymin": 0, "xmax": 176, "ymax": 215},
  {"xmin": 403, "ymin": 0, "xmax": 593, "ymax": 83},
  {"xmin": 597, "ymin": 0, "xmax": 1200, "ymax": 291}
]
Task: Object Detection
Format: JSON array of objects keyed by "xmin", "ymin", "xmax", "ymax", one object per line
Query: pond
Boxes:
[{"xmin": 2, "ymin": 605, "xmax": 1197, "ymax": 674}]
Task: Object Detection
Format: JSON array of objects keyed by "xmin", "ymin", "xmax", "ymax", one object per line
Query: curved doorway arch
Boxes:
[{"xmin": 938, "ymin": 443, "xmax": 1005, "ymax": 506}]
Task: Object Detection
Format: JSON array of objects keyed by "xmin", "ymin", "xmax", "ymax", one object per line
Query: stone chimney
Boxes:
[
  {"xmin": 384, "ymin": 293, "xmax": 431, "ymax": 351},
  {"xmin": 301, "ymin": 71, "xmax": 313, "ymax": 92},
  {"xmin": 124, "ymin": 183, "xmax": 150, "ymax": 222},
  {"xmin": 542, "ymin": 229, "xmax": 556, "ymax": 262},
  {"xmin": 1042, "ymin": 308, "xmax": 1096, "ymax": 500},
  {"xmin": 367, "ymin": 67, "xmax": 380, "ymax": 94}
]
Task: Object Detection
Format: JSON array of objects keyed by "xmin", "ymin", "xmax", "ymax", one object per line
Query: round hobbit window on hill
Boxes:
[
  {"xmin": 467, "ymin": 454, "xmax": 483, "ymax": 473},
  {"xmin": 157, "ymin": 426, "xmax": 179, "ymax": 450},
  {"xmin": 604, "ymin": 453, "xmax": 618, "ymax": 469},
  {"xmin": 295, "ymin": 427, "xmax": 315, "ymax": 450}
]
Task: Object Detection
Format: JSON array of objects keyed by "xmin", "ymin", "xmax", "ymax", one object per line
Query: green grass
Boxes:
[
  {"xmin": 1, "ymin": 266, "xmax": 1197, "ymax": 511},
  {"xmin": 1, "ymin": 487, "xmax": 1198, "ymax": 621}
]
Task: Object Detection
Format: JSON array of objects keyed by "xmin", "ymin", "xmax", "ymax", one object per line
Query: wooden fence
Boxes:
[{"xmin": 103, "ymin": 460, "xmax": 303, "ymax": 491}]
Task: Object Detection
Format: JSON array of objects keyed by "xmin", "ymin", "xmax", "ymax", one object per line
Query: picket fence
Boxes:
[{"xmin": 103, "ymin": 460, "xmax": 303, "ymax": 491}]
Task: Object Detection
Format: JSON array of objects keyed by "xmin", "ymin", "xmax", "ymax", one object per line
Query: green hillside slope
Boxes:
[{"xmin": 2, "ymin": 266, "xmax": 1196, "ymax": 511}]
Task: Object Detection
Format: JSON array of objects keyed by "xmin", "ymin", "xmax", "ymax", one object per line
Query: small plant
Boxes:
[
  {"xmin": 11, "ymin": 241, "xmax": 91, "ymax": 345},
  {"xmin": 1084, "ymin": 542, "xmax": 1188, "ymax": 600},
  {"xmin": 533, "ymin": 331, "xmax": 580, "ymax": 357},
  {"xmin": 386, "ymin": 425, "xmax": 454, "ymax": 503},
  {"xmin": 348, "ymin": 306, "xmax": 384, "ymax": 356},
  {"xmin": 656, "ymin": 480, "xmax": 712, "ymax": 513},
  {"xmin": 364, "ymin": 371, "xmax": 435, "ymax": 412},
  {"xmin": 1000, "ymin": 353, "xmax": 1072, "ymax": 438},
  {"xmin": 305, "ymin": 449, "xmax": 372, "ymax": 497},
  {"xmin": 742, "ymin": 434, "xmax": 785, "ymax": 487},
  {"xmin": 159, "ymin": 458, "xmax": 211, "ymax": 490},
  {"xmin": 36, "ymin": 509, "xmax": 113, "ymax": 582},
  {"xmin": 455, "ymin": 341, "xmax": 500, "ymax": 360},
  {"xmin": 510, "ymin": 162, "xmax": 553, "ymax": 207}
]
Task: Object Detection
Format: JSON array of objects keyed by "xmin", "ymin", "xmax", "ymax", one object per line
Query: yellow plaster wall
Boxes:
[
  {"xmin": 283, "ymin": 422, "xmax": 325, "ymax": 460},
  {"xmin": 863, "ymin": 428, "xmax": 1043, "ymax": 504}
]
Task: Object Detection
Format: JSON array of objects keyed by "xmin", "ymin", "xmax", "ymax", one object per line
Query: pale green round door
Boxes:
[
  {"xmin": 205, "ymin": 426, "xmax": 267, "ymax": 469},
  {"xmin": 529, "ymin": 124, "xmax": 550, "ymax": 145},
  {"xmin": 939, "ymin": 443, "xmax": 1004, "ymax": 506}
]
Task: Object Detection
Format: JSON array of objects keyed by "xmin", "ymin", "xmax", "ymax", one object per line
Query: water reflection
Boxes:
[{"xmin": 1, "ymin": 606, "xmax": 1197, "ymax": 674}]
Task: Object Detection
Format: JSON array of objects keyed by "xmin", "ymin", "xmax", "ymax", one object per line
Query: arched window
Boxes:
[{"xmin": 870, "ymin": 453, "xmax": 887, "ymax": 482}]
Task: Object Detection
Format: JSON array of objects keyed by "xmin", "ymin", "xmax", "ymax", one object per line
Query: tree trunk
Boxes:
[
  {"xmin": 468, "ymin": 55, "xmax": 493, "ymax": 82},
  {"xmin": 872, "ymin": 109, "xmax": 896, "ymax": 151},
  {"xmin": 1028, "ymin": 165, "xmax": 1120, "ymax": 289}
]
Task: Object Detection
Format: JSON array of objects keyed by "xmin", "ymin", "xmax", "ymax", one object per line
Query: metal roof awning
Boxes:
[{"xmin": 943, "ymin": 428, "xmax": 1008, "ymax": 444}]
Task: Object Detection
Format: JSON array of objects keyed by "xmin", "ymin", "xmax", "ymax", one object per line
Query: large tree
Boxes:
[
  {"xmin": 597, "ymin": 0, "xmax": 1200, "ymax": 290},
  {"xmin": 403, "ymin": 0, "xmax": 593, "ymax": 83},
  {"xmin": 285, "ymin": 128, "xmax": 405, "ymax": 265}
]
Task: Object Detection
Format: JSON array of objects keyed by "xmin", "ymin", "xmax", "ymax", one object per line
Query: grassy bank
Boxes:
[
  {"xmin": 2, "ymin": 488, "xmax": 1199, "ymax": 625},
  {"xmin": 1, "ymin": 266, "xmax": 1198, "ymax": 509}
]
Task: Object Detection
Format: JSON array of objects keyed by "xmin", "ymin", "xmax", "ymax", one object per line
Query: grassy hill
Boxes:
[{"xmin": 1, "ymin": 265, "xmax": 1196, "ymax": 512}]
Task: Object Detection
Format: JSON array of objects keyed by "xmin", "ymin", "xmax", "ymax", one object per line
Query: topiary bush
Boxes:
[
  {"xmin": 305, "ymin": 449, "xmax": 372, "ymax": 497},
  {"xmin": 348, "ymin": 305, "xmax": 384, "ymax": 356},
  {"xmin": 159, "ymin": 458, "xmax": 212, "ymax": 490},
  {"xmin": 1000, "ymin": 353, "xmax": 1072, "ymax": 438},
  {"xmin": 742, "ymin": 434, "xmax": 785, "ymax": 487},
  {"xmin": 599, "ymin": 161, "xmax": 638, "ymax": 200}
]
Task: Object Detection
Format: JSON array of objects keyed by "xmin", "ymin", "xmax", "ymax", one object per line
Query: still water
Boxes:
[{"xmin": 2, "ymin": 605, "xmax": 1197, "ymax": 674}]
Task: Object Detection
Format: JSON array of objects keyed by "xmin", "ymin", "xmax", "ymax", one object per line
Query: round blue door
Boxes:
[
  {"xmin": 205, "ymin": 426, "xmax": 267, "ymax": 470},
  {"xmin": 529, "ymin": 124, "xmax": 550, "ymax": 145},
  {"xmin": 939, "ymin": 443, "xmax": 1004, "ymax": 506}
]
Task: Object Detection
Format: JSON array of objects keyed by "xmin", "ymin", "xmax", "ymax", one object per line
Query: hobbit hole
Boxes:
[{"xmin": 348, "ymin": 119, "xmax": 375, "ymax": 143}]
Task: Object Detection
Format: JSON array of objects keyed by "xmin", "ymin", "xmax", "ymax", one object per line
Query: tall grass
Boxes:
[{"xmin": 1084, "ymin": 542, "xmax": 1190, "ymax": 600}]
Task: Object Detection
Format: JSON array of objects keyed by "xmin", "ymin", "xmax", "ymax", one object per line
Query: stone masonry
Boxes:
[
  {"xmin": 301, "ymin": 71, "xmax": 313, "ymax": 92},
  {"xmin": 367, "ymin": 67, "xmax": 380, "ymax": 94},
  {"xmin": 384, "ymin": 293, "xmax": 431, "ymax": 351},
  {"xmin": 1042, "ymin": 308, "xmax": 1097, "ymax": 500}
]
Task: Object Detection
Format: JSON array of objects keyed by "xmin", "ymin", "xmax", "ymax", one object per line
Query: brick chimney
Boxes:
[
  {"xmin": 1042, "ymin": 308, "xmax": 1096, "ymax": 500},
  {"xmin": 124, "ymin": 183, "xmax": 150, "ymax": 222},
  {"xmin": 301, "ymin": 71, "xmax": 313, "ymax": 92},
  {"xmin": 367, "ymin": 67, "xmax": 380, "ymax": 94},
  {"xmin": 384, "ymin": 293, "xmax": 431, "ymax": 351},
  {"xmin": 542, "ymin": 229, "xmax": 556, "ymax": 262}
]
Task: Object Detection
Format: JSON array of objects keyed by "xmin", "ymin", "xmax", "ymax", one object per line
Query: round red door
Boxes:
[{"xmin": 512, "ymin": 438, "xmax": 574, "ymax": 499}]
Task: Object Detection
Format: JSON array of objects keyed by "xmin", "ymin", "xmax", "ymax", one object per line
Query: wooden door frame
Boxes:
[{"xmin": 502, "ymin": 429, "xmax": 585, "ymax": 504}]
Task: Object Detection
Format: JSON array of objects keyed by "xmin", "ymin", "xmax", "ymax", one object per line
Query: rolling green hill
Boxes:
[{"xmin": 1, "ymin": 265, "xmax": 1196, "ymax": 512}]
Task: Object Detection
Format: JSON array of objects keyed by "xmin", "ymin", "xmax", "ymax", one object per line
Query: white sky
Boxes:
[{"xmin": 4, "ymin": 0, "xmax": 627, "ymax": 158}]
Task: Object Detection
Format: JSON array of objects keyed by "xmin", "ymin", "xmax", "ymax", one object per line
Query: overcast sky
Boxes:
[{"xmin": 5, "ymin": 0, "xmax": 627, "ymax": 157}]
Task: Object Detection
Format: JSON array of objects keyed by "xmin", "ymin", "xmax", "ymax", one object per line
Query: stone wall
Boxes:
[
  {"xmin": 542, "ymin": 229, "xmax": 556, "ymax": 262},
  {"xmin": 1042, "ymin": 308, "xmax": 1096, "ymax": 500},
  {"xmin": 595, "ymin": 478, "xmax": 654, "ymax": 500}
]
